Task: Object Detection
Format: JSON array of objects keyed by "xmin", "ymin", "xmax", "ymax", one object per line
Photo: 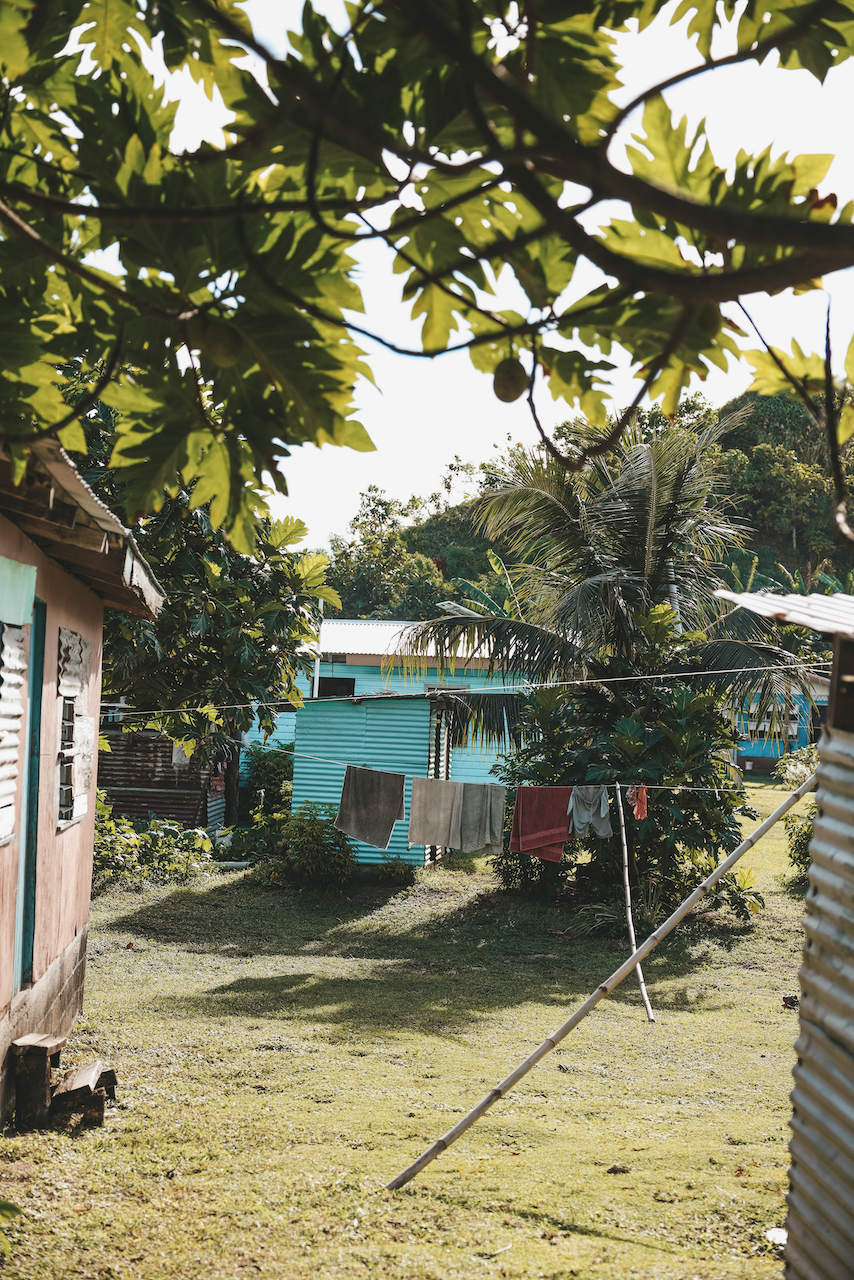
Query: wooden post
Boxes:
[
  {"xmin": 11, "ymin": 1033, "xmax": 66, "ymax": 1129},
  {"xmin": 615, "ymin": 783, "xmax": 655, "ymax": 1022},
  {"xmin": 386, "ymin": 772, "xmax": 817, "ymax": 1190}
]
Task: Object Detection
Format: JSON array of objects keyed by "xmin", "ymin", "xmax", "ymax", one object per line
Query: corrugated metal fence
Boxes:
[
  {"xmin": 787, "ymin": 725, "xmax": 854, "ymax": 1279},
  {"xmin": 292, "ymin": 697, "xmax": 430, "ymax": 865}
]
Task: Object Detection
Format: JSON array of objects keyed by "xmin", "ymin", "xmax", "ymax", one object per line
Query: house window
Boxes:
[
  {"xmin": 58, "ymin": 697, "xmax": 76, "ymax": 821},
  {"xmin": 317, "ymin": 676, "xmax": 356, "ymax": 698},
  {"xmin": 57, "ymin": 628, "xmax": 94, "ymax": 826},
  {"xmin": 0, "ymin": 623, "xmax": 26, "ymax": 845}
]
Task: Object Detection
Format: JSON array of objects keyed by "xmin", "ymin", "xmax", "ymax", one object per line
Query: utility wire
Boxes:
[{"xmin": 99, "ymin": 658, "xmax": 832, "ymax": 720}]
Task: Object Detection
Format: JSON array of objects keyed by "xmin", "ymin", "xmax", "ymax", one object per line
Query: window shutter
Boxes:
[{"xmin": 0, "ymin": 624, "xmax": 27, "ymax": 841}]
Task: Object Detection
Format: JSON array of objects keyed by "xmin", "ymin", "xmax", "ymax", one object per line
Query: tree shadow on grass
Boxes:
[{"xmin": 96, "ymin": 873, "xmax": 783, "ymax": 1034}]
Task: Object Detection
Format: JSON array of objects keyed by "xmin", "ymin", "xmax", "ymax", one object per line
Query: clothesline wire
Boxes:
[
  {"xmin": 100, "ymin": 658, "xmax": 832, "ymax": 720},
  {"xmin": 235, "ymin": 736, "xmax": 795, "ymax": 794}
]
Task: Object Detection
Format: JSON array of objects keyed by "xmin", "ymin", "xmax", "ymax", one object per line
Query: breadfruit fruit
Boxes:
[
  {"xmin": 201, "ymin": 320, "xmax": 244, "ymax": 367},
  {"xmin": 493, "ymin": 357, "xmax": 529, "ymax": 403}
]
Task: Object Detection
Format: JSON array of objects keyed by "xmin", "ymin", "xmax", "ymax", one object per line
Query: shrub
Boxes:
[
  {"xmin": 375, "ymin": 852, "xmax": 417, "ymax": 887},
  {"xmin": 92, "ymin": 790, "xmax": 213, "ymax": 893},
  {"xmin": 239, "ymin": 739, "xmax": 294, "ymax": 819},
  {"xmin": 784, "ymin": 797, "xmax": 817, "ymax": 879},
  {"xmin": 774, "ymin": 744, "xmax": 819, "ymax": 790},
  {"xmin": 249, "ymin": 803, "xmax": 359, "ymax": 891}
]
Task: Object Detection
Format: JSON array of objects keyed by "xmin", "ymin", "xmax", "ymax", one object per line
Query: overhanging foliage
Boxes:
[{"xmin": 2, "ymin": 2, "xmax": 854, "ymax": 544}]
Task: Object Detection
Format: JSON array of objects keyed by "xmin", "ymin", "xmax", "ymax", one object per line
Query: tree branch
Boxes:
[
  {"xmin": 566, "ymin": 304, "xmax": 697, "ymax": 470},
  {"xmin": 601, "ymin": 0, "xmax": 837, "ymax": 147},
  {"xmin": 822, "ymin": 305, "xmax": 854, "ymax": 544},
  {"xmin": 0, "ymin": 182, "xmax": 397, "ymax": 221},
  {"xmin": 392, "ymin": 0, "xmax": 854, "ymax": 259},
  {"xmin": 2, "ymin": 333, "xmax": 125, "ymax": 444},
  {"xmin": 0, "ymin": 197, "xmax": 204, "ymax": 322},
  {"xmin": 236, "ymin": 215, "xmax": 545, "ymax": 356},
  {"xmin": 508, "ymin": 165, "xmax": 849, "ymax": 302}
]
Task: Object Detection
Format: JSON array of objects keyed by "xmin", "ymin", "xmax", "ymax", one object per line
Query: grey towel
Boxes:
[
  {"xmin": 408, "ymin": 776, "xmax": 463, "ymax": 849},
  {"xmin": 459, "ymin": 783, "xmax": 506, "ymax": 857},
  {"xmin": 568, "ymin": 784, "xmax": 612, "ymax": 838},
  {"xmin": 334, "ymin": 765, "xmax": 405, "ymax": 850}
]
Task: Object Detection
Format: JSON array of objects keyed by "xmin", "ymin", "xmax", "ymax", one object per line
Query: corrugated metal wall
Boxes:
[
  {"xmin": 291, "ymin": 697, "xmax": 430, "ymax": 865},
  {"xmin": 98, "ymin": 729, "xmax": 216, "ymax": 828},
  {"xmin": 450, "ymin": 737, "xmax": 504, "ymax": 786},
  {"xmin": 787, "ymin": 725, "xmax": 854, "ymax": 1279}
]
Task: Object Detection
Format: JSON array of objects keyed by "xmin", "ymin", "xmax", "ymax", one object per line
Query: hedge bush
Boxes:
[{"xmin": 92, "ymin": 790, "xmax": 213, "ymax": 893}]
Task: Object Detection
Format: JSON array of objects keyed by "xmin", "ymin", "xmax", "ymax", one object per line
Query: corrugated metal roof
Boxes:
[
  {"xmin": 291, "ymin": 696, "xmax": 431, "ymax": 865},
  {"xmin": 317, "ymin": 619, "xmax": 422, "ymax": 657},
  {"xmin": 716, "ymin": 589, "xmax": 854, "ymax": 637},
  {"xmin": 0, "ymin": 440, "xmax": 165, "ymax": 619},
  {"xmin": 786, "ymin": 724, "xmax": 854, "ymax": 1279}
]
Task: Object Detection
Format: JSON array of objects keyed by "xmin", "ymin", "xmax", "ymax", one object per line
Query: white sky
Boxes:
[{"xmin": 158, "ymin": 1, "xmax": 854, "ymax": 547}]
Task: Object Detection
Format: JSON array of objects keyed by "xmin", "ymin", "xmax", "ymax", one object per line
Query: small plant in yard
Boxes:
[
  {"xmin": 774, "ymin": 744, "xmax": 819, "ymax": 790},
  {"xmin": 249, "ymin": 803, "xmax": 359, "ymax": 891},
  {"xmin": 784, "ymin": 798, "xmax": 817, "ymax": 881},
  {"xmin": 92, "ymin": 790, "xmax": 213, "ymax": 892},
  {"xmin": 239, "ymin": 739, "xmax": 294, "ymax": 819},
  {"xmin": 374, "ymin": 852, "xmax": 417, "ymax": 887},
  {"xmin": 0, "ymin": 1200, "xmax": 21, "ymax": 1256}
]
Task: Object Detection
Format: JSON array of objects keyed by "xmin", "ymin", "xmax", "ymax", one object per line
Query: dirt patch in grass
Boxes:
[{"xmin": 1, "ymin": 784, "xmax": 804, "ymax": 1278}]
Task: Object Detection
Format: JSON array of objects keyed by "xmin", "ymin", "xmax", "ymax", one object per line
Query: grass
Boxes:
[{"xmin": 0, "ymin": 782, "xmax": 811, "ymax": 1280}]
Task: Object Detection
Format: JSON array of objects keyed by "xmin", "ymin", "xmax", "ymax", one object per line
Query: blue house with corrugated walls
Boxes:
[
  {"xmin": 243, "ymin": 619, "xmax": 510, "ymax": 865},
  {"xmin": 735, "ymin": 673, "xmax": 829, "ymax": 774}
]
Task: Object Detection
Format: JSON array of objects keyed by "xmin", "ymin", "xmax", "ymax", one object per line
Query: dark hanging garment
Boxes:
[
  {"xmin": 509, "ymin": 786, "xmax": 574, "ymax": 863},
  {"xmin": 334, "ymin": 765, "xmax": 405, "ymax": 850},
  {"xmin": 459, "ymin": 783, "xmax": 506, "ymax": 858}
]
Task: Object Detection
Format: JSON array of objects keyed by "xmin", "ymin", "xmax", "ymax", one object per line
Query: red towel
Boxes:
[
  {"xmin": 627, "ymin": 784, "xmax": 648, "ymax": 821},
  {"xmin": 510, "ymin": 786, "xmax": 574, "ymax": 863}
]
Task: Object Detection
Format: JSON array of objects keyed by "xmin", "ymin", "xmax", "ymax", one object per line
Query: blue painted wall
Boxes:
[
  {"xmin": 291, "ymin": 696, "xmax": 432, "ymax": 865},
  {"xmin": 242, "ymin": 661, "xmax": 508, "ymax": 784},
  {"xmin": 735, "ymin": 689, "xmax": 826, "ymax": 762}
]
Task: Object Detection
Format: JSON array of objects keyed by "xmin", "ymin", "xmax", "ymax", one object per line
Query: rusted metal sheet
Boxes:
[
  {"xmin": 98, "ymin": 726, "xmax": 228, "ymax": 830},
  {"xmin": 98, "ymin": 729, "xmax": 212, "ymax": 791},
  {"xmin": 107, "ymin": 788, "xmax": 206, "ymax": 826},
  {"xmin": 787, "ymin": 724, "xmax": 854, "ymax": 1278}
]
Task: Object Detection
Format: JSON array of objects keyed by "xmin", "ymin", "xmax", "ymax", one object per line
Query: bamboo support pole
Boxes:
[
  {"xmin": 386, "ymin": 772, "xmax": 817, "ymax": 1191},
  {"xmin": 616, "ymin": 782, "xmax": 655, "ymax": 1023}
]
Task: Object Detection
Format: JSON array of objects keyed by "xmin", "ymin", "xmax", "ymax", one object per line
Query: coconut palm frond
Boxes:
[
  {"xmin": 398, "ymin": 615, "xmax": 581, "ymax": 684},
  {"xmin": 444, "ymin": 690, "xmax": 525, "ymax": 748},
  {"xmin": 672, "ymin": 637, "xmax": 814, "ymax": 736}
]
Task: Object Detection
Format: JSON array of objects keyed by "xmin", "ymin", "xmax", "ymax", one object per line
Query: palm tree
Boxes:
[{"xmin": 403, "ymin": 415, "xmax": 809, "ymax": 740}]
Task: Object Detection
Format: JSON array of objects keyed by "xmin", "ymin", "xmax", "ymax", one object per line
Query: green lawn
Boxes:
[{"xmin": 0, "ymin": 782, "xmax": 811, "ymax": 1279}]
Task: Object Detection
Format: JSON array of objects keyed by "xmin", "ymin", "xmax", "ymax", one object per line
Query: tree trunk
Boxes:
[{"xmin": 224, "ymin": 736, "xmax": 241, "ymax": 826}]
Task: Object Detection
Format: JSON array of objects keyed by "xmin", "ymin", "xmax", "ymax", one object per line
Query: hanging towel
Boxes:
[
  {"xmin": 459, "ymin": 783, "xmax": 506, "ymax": 857},
  {"xmin": 334, "ymin": 765, "xmax": 405, "ymax": 850},
  {"xmin": 568, "ymin": 784, "xmax": 613, "ymax": 838},
  {"xmin": 408, "ymin": 776, "xmax": 464, "ymax": 849},
  {"xmin": 626, "ymin": 784, "xmax": 648, "ymax": 821},
  {"xmin": 509, "ymin": 786, "xmax": 574, "ymax": 863}
]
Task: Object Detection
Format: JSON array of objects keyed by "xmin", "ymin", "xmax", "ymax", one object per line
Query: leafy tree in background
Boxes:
[
  {"xmin": 326, "ymin": 486, "xmax": 448, "ymax": 619},
  {"xmin": 104, "ymin": 504, "xmax": 337, "ymax": 822},
  {"xmin": 493, "ymin": 610, "xmax": 764, "ymax": 921},
  {"xmin": 406, "ymin": 416, "xmax": 806, "ymax": 740},
  {"xmin": 66, "ymin": 368, "xmax": 337, "ymax": 823},
  {"xmin": 3, "ymin": 1, "xmax": 854, "ymax": 546}
]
